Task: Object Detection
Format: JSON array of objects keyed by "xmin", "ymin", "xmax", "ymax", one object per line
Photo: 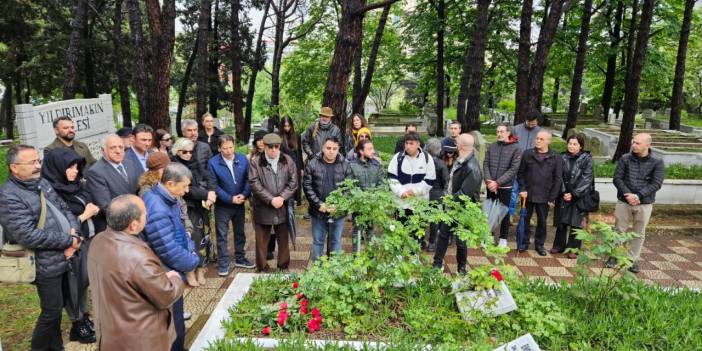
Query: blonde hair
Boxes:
[{"xmin": 171, "ymin": 138, "xmax": 194, "ymax": 156}]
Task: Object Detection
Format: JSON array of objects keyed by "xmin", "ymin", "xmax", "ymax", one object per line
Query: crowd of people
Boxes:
[{"xmin": 0, "ymin": 107, "xmax": 664, "ymax": 350}]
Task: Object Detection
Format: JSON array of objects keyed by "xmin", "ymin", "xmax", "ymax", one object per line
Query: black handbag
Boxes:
[{"xmin": 576, "ymin": 179, "xmax": 600, "ymax": 213}]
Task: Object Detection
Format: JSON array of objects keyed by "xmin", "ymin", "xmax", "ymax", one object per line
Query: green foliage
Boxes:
[
  {"xmin": 0, "ymin": 147, "xmax": 7, "ymax": 184},
  {"xmin": 594, "ymin": 162, "xmax": 702, "ymax": 179}
]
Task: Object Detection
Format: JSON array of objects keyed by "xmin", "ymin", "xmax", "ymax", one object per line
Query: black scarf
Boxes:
[{"xmin": 41, "ymin": 148, "xmax": 90, "ymax": 215}]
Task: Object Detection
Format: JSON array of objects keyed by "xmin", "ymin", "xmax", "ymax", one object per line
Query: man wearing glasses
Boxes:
[{"xmin": 0, "ymin": 145, "xmax": 83, "ymax": 349}]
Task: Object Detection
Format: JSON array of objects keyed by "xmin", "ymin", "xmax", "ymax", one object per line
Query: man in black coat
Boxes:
[
  {"xmin": 85, "ymin": 135, "xmax": 142, "ymax": 233},
  {"xmin": 432, "ymin": 134, "xmax": 482, "ymax": 274},
  {"xmin": 610, "ymin": 133, "xmax": 664, "ymax": 273},
  {"xmin": 182, "ymin": 119, "xmax": 214, "ymax": 172},
  {"xmin": 0, "ymin": 145, "xmax": 83, "ymax": 349},
  {"xmin": 518, "ymin": 130, "xmax": 563, "ymax": 256}
]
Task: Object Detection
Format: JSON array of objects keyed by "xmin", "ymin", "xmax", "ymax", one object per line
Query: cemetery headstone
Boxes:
[
  {"xmin": 578, "ymin": 102, "xmax": 588, "ymax": 116},
  {"xmin": 493, "ymin": 333, "xmax": 541, "ymax": 351},
  {"xmin": 15, "ymin": 94, "xmax": 115, "ymax": 159},
  {"xmin": 592, "ymin": 105, "xmax": 603, "ymax": 120},
  {"xmin": 642, "ymin": 109, "xmax": 654, "ymax": 119}
]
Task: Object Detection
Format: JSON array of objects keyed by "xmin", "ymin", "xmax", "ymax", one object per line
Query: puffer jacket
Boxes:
[
  {"xmin": 448, "ymin": 152, "xmax": 482, "ymax": 203},
  {"xmin": 349, "ymin": 157, "xmax": 384, "ymax": 190},
  {"xmin": 429, "ymin": 156, "xmax": 449, "ymax": 200},
  {"xmin": 558, "ymin": 151, "xmax": 594, "ymax": 227},
  {"xmin": 142, "ymin": 184, "xmax": 199, "ymax": 273},
  {"xmin": 248, "ymin": 153, "xmax": 298, "ymax": 225},
  {"xmin": 613, "ymin": 151, "xmax": 664, "ymax": 204},
  {"xmin": 303, "ymin": 153, "xmax": 352, "ymax": 218},
  {"xmin": 0, "ymin": 176, "xmax": 78, "ymax": 278},
  {"xmin": 483, "ymin": 138, "xmax": 522, "ymax": 187},
  {"xmin": 301, "ymin": 120, "xmax": 342, "ymax": 157},
  {"xmin": 518, "ymin": 148, "xmax": 564, "ymax": 204}
]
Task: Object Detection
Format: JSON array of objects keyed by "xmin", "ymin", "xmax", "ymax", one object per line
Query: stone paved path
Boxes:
[{"xmin": 65, "ymin": 215, "xmax": 702, "ymax": 350}]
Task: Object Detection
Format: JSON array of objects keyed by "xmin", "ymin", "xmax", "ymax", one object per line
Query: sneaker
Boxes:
[
  {"xmin": 234, "ymin": 258, "xmax": 256, "ymax": 269},
  {"xmin": 605, "ymin": 257, "xmax": 617, "ymax": 269},
  {"xmin": 628, "ymin": 261, "xmax": 640, "ymax": 274},
  {"xmin": 498, "ymin": 239, "xmax": 508, "ymax": 248},
  {"xmin": 217, "ymin": 266, "xmax": 230, "ymax": 277},
  {"xmin": 184, "ymin": 312, "xmax": 192, "ymax": 321},
  {"xmin": 69, "ymin": 319, "xmax": 96, "ymax": 344}
]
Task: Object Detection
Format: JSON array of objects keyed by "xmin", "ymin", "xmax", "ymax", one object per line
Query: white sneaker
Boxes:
[{"xmin": 498, "ymin": 239, "xmax": 508, "ymax": 248}]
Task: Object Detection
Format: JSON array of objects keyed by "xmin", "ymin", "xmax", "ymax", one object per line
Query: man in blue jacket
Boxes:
[
  {"xmin": 208, "ymin": 135, "xmax": 253, "ymax": 275},
  {"xmin": 141, "ymin": 162, "xmax": 199, "ymax": 351}
]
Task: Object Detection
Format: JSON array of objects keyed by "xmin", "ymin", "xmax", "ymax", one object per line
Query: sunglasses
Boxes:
[
  {"xmin": 359, "ymin": 135, "xmax": 369, "ymax": 139},
  {"xmin": 162, "ymin": 137, "xmax": 172, "ymax": 141},
  {"xmin": 266, "ymin": 145, "xmax": 281, "ymax": 149},
  {"xmin": 180, "ymin": 150, "xmax": 193, "ymax": 154}
]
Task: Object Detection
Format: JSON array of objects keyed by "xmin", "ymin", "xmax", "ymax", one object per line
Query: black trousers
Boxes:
[
  {"xmin": 187, "ymin": 206, "xmax": 208, "ymax": 267},
  {"xmin": 170, "ymin": 295, "xmax": 185, "ymax": 351},
  {"xmin": 32, "ymin": 273, "xmax": 69, "ymax": 351},
  {"xmin": 487, "ymin": 188, "xmax": 512, "ymax": 239},
  {"xmin": 552, "ymin": 223, "xmax": 583, "ymax": 251},
  {"xmin": 524, "ymin": 202, "xmax": 549, "ymax": 249},
  {"xmin": 433, "ymin": 223, "xmax": 468, "ymax": 271}
]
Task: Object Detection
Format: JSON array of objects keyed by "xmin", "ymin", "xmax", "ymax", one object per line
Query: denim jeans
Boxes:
[
  {"xmin": 311, "ymin": 215, "xmax": 344, "ymax": 262},
  {"xmin": 214, "ymin": 204, "xmax": 246, "ymax": 271}
]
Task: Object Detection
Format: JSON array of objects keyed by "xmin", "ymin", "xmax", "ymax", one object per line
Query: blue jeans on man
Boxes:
[
  {"xmin": 214, "ymin": 204, "xmax": 248, "ymax": 272},
  {"xmin": 311, "ymin": 215, "xmax": 344, "ymax": 261}
]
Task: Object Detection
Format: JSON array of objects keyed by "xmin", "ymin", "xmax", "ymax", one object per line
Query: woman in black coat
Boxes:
[
  {"xmin": 551, "ymin": 134, "xmax": 594, "ymax": 258},
  {"xmin": 41, "ymin": 148, "xmax": 100, "ymax": 343},
  {"xmin": 279, "ymin": 116, "xmax": 304, "ymax": 205}
]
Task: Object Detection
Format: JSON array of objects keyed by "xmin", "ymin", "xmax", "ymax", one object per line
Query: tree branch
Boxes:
[{"xmin": 355, "ymin": 0, "xmax": 399, "ymax": 15}]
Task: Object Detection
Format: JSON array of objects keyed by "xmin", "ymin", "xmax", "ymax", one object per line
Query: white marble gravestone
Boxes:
[
  {"xmin": 15, "ymin": 94, "xmax": 115, "ymax": 158},
  {"xmin": 493, "ymin": 333, "xmax": 541, "ymax": 351}
]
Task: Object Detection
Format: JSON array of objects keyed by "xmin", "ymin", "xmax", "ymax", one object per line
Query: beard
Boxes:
[{"xmin": 60, "ymin": 132, "xmax": 75, "ymax": 141}]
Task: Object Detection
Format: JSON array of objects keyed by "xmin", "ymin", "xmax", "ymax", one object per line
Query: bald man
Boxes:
[
  {"xmin": 517, "ymin": 130, "xmax": 563, "ymax": 256},
  {"xmin": 609, "ymin": 133, "xmax": 664, "ymax": 273},
  {"xmin": 433, "ymin": 134, "xmax": 482, "ymax": 274}
]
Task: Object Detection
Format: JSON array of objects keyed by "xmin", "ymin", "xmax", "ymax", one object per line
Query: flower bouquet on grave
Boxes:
[
  {"xmin": 258, "ymin": 281, "xmax": 324, "ymax": 336},
  {"xmin": 452, "ymin": 266, "xmax": 517, "ymax": 320}
]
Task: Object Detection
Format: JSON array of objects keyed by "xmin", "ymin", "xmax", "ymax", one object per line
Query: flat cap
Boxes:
[{"xmin": 263, "ymin": 133, "xmax": 282, "ymax": 145}]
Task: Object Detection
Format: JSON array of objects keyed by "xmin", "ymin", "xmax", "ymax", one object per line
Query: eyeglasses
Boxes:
[
  {"xmin": 359, "ymin": 135, "xmax": 369, "ymax": 139},
  {"xmin": 13, "ymin": 159, "xmax": 41, "ymax": 166},
  {"xmin": 180, "ymin": 150, "xmax": 193, "ymax": 154},
  {"xmin": 162, "ymin": 137, "xmax": 172, "ymax": 142}
]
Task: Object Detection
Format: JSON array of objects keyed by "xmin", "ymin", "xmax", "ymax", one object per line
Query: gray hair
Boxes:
[
  {"xmin": 181, "ymin": 119, "xmax": 198, "ymax": 130},
  {"xmin": 106, "ymin": 195, "xmax": 143, "ymax": 231},
  {"xmin": 171, "ymin": 138, "xmax": 194, "ymax": 156},
  {"xmin": 7, "ymin": 144, "xmax": 35, "ymax": 168},
  {"xmin": 101, "ymin": 134, "xmax": 121, "ymax": 149},
  {"xmin": 161, "ymin": 162, "xmax": 192, "ymax": 184},
  {"xmin": 425, "ymin": 138, "xmax": 442, "ymax": 157},
  {"xmin": 538, "ymin": 129, "xmax": 553, "ymax": 139},
  {"xmin": 497, "ymin": 122, "xmax": 512, "ymax": 133}
]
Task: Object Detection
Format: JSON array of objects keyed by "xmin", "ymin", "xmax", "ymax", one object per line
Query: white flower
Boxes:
[{"xmin": 388, "ymin": 224, "xmax": 396, "ymax": 232}]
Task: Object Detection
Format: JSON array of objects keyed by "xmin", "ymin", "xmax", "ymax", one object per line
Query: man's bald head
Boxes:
[
  {"xmin": 106, "ymin": 195, "xmax": 146, "ymax": 234},
  {"xmin": 456, "ymin": 133, "xmax": 475, "ymax": 158},
  {"xmin": 534, "ymin": 129, "xmax": 553, "ymax": 152},
  {"xmin": 631, "ymin": 133, "xmax": 652, "ymax": 156}
]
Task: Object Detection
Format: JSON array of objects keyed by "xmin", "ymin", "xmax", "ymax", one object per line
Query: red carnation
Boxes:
[
  {"xmin": 300, "ymin": 305, "xmax": 308, "ymax": 315},
  {"xmin": 262, "ymin": 326, "xmax": 270, "ymax": 335},
  {"xmin": 296, "ymin": 292, "xmax": 304, "ymax": 300},
  {"xmin": 311, "ymin": 307, "xmax": 321, "ymax": 318},
  {"xmin": 280, "ymin": 302, "xmax": 288, "ymax": 310},
  {"xmin": 293, "ymin": 281, "xmax": 299, "ymax": 289},
  {"xmin": 277, "ymin": 310, "xmax": 289, "ymax": 326},
  {"xmin": 491, "ymin": 269, "xmax": 503, "ymax": 282},
  {"xmin": 307, "ymin": 318, "xmax": 320, "ymax": 333}
]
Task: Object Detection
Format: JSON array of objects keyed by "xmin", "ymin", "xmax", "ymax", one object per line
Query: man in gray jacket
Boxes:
[
  {"xmin": 513, "ymin": 112, "xmax": 541, "ymax": 152},
  {"xmin": 484, "ymin": 122, "xmax": 522, "ymax": 247},
  {"xmin": 610, "ymin": 133, "xmax": 664, "ymax": 273},
  {"xmin": 0, "ymin": 145, "xmax": 83, "ymax": 349},
  {"xmin": 301, "ymin": 107, "xmax": 342, "ymax": 158}
]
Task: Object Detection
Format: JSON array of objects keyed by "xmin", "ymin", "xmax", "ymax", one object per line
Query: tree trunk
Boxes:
[
  {"xmin": 196, "ymin": 0, "xmax": 212, "ymax": 120},
  {"xmin": 63, "ymin": 0, "xmax": 89, "ymax": 99},
  {"xmin": 551, "ymin": 77, "xmax": 560, "ymax": 112},
  {"xmin": 230, "ymin": 0, "xmax": 246, "ymax": 141},
  {"xmin": 208, "ymin": 0, "xmax": 221, "ymax": 119},
  {"xmin": 461, "ymin": 0, "xmax": 491, "ymax": 132},
  {"xmin": 270, "ymin": 0, "xmax": 286, "ymax": 113},
  {"xmin": 669, "ymin": 0, "xmax": 695, "ymax": 131},
  {"xmin": 601, "ymin": 0, "xmax": 623, "ymax": 122},
  {"xmin": 434, "ymin": 0, "xmax": 445, "ymax": 137},
  {"xmin": 624, "ymin": 0, "xmax": 639, "ymax": 88},
  {"xmin": 353, "ymin": 4, "xmax": 391, "ymax": 115},
  {"xmin": 445, "ymin": 74, "xmax": 450, "ymax": 107},
  {"xmin": 83, "ymin": 19, "xmax": 97, "ymax": 98},
  {"xmin": 126, "ymin": 0, "xmax": 149, "ymax": 123},
  {"xmin": 563, "ymin": 0, "xmax": 593, "ymax": 137},
  {"xmin": 1, "ymin": 83, "xmax": 12, "ymax": 139},
  {"xmin": 526, "ymin": 0, "xmax": 568, "ymax": 117},
  {"xmin": 145, "ymin": 0, "xmax": 177, "ymax": 131},
  {"xmin": 352, "ymin": 36, "xmax": 364, "ymax": 114},
  {"xmin": 113, "ymin": 0, "xmax": 132, "ymax": 127},
  {"xmin": 613, "ymin": 0, "xmax": 654, "ymax": 161},
  {"xmin": 244, "ymin": 0, "xmax": 271, "ymax": 143},
  {"xmin": 176, "ymin": 36, "xmax": 200, "ymax": 137},
  {"xmin": 514, "ymin": 0, "xmax": 533, "ymax": 125}
]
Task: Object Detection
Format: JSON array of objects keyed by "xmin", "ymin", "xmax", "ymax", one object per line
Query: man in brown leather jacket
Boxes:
[
  {"xmin": 88, "ymin": 195, "xmax": 184, "ymax": 351},
  {"xmin": 248, "ymin": 133, "xmax": 298, "ymax": 272}
]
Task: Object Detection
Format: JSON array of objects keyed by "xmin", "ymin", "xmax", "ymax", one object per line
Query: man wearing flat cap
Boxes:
[
  {"xmin": 301, "ymin": 106, "xmax": 343, "ymax": 159},
  {"xmin": 248, "ymin": 133, "xmax": 298, "ymax": 271}
]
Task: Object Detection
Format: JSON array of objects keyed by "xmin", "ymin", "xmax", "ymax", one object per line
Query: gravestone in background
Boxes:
[
  {"xmin": 592, "ymin": 105, "xmax": 604, "ymax": 120},
  {"xmin": 15, "ymin": 94, "xmax": 115, "ymax": 158},
  {"xmin": 578, "ymin": 102, "xmax": 588, "ymax": 116}
]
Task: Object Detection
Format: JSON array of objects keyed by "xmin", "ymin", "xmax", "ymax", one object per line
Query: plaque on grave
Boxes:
[
  {"xmin": 15, "ymin": 94, "xmax": 115, "ymax": 159},
  {"xmin": 453, "ymin": 269, "xmax": 517, "ymax": 320},
  {"xmin": 493, "ymin": 333, "xmax": 541, "ymax": 351}
]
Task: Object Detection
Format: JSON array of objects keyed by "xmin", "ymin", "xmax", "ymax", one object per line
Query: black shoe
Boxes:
[
  {"xmin": 69, "ymin": 319, "xmax": 96, "ymax": 344},
  {"xmin": 605, "ymin": 257, "xmax": 617, "ymax": 268},
  {"xmin": 427, "ymin": 243, "xmax": 436, "ymax": 252},
  {"xmin": 457, "ymin": 267, "xmax": 467, "ymax": 275},
  {"xmin": 628, "ymin": 261, "xmax": 640, "ymax": 274},
  {"xmin": 234, "ymin": 258, "xmax": 256, "ymax": 269},
  {"xmin": 83, "ymin": 315, "xmax": 95, "ymax": 333},
  {"xmin": 536, "ymin": 247, "xmax": 548, "ymax": 256}
]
